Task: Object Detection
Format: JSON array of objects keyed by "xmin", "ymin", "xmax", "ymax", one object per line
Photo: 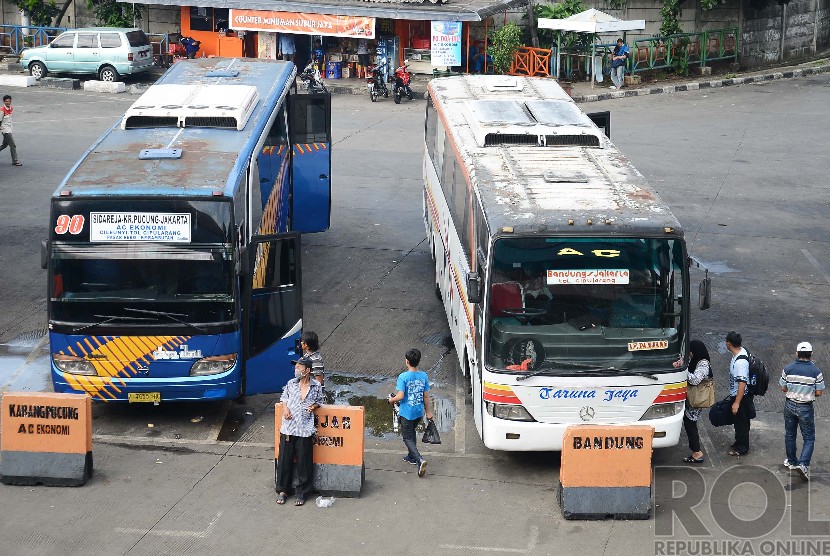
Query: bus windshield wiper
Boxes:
[
  {"xmin": 581, "ymin": 367, "xmax": 659, "ymax": 380},
  {"xmin": 516, "ymin": 359, "xmax": 600, "ymax": 381},
  {"xmin": 71, "ymin": 314, "xmax": 155, "ymax": 334},
  {"xmin": 124, "ymin": 308, "xmax": 208, "ymax": 333}
]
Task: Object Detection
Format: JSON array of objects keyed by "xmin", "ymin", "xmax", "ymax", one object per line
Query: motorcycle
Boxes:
[
  {"xmin": 392, "ymin": 63, "xmax": 414, "ymax": 104},
  {"xmin": 299, "ymin": 61, "xmax": 326, "ymax": 94},
  {"xmin": 367, "ymin": 60, "xmax": 389, "ymax": 102}
]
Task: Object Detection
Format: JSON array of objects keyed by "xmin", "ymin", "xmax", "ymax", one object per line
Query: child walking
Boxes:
[{"xmin": 388, "ymin": 348, "xmax": 433, "ymax": 477}]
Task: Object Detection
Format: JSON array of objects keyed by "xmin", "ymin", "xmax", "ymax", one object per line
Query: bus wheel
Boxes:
[{"xmin": 434, "ymin": 262, "xmax": 442, "ymax": 301}]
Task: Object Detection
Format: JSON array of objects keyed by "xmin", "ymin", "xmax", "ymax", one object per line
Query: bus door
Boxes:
[
  {"xmin": 243, "ymin": 233, "xmax": 302, "ymax": 395},
  {"xmin": 288, "ymin": 93, "xmax": 331, "ymax": 233}
]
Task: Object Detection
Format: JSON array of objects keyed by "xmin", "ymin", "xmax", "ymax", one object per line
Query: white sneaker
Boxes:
[
  {"xmin": 417, "ymin": 458, "xmax": 427, "ymax": 478},
  {"xmin": 609, "ymin": 85, "xmax": 617, "ymax": 90},
  {"xmin": 783, "ymin": 459, "xmax": 797, "ymax": 470},
  {"xmin": 796, "ymin": 465, "xmax": 810, "ymax": 481}
]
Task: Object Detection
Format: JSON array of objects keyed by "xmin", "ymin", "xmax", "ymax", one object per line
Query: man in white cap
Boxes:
[{"xmin": 780, "ymin": 341, "xmax": 825, "ymax": 481}]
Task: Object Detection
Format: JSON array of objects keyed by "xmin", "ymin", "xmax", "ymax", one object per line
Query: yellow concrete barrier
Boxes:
[
  {"xmin": 1, "ymin": 392, "xmax": 93, "ymax": 486},
  {"xmin": 559, "ymin": 425, "xmax": 654, "ymax": 519}
]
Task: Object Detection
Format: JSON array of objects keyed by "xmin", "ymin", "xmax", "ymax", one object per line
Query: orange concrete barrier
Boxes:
[
  {"xmin": 275, "ymin": 403, "xmax": 364, "ymax": 496},
  {"xmin": 1, "ymin": 392, "xmax": 93, "ymax": 486},
  {"xmin": 559, "ymin": 425, "xmax": 654, "ymax": 519}
]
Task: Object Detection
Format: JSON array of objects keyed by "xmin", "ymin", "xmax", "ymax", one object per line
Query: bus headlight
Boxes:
[
  {"xmin": 52, "ymin": 354, "xmax": 97, "ymax": 376},
  {"xmin": 639, "ymin": 401, "xmax": 684, "ymax": 421},
  {"xmin": 190, "ymin": 354, "xmax": 237, "ymax": 376},
  {"xmin": 485, "ymin": 402, "xmax": 536, "ymax": 422}
]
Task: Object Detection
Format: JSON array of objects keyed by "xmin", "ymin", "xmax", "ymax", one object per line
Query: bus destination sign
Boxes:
[{"xmin": 89, "ymin": 212, "xmax": 191, "ymax": 243}]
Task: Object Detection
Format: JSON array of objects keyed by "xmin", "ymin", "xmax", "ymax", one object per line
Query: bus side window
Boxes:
[
  {"xmin": 426, "ymin": 95, "xmax": 437, "ymax": 165},
  {"xmin": 265, "ymin": 106, "xmax": 288, "ymax": 147}
]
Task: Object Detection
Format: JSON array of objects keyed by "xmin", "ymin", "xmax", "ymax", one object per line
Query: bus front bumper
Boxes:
[
  {"xmin": 51, "ymin": 368, "xmax": 240, "ymax": 402},
  {"xmin": 481, "ymin": 412, "xmax": 683, "ymax": 451}
]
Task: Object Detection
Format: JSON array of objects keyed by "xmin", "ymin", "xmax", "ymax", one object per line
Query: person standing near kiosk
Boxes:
[{"xmin": 276, "ymin": 357, "xmax": 323, "ymax": 506}]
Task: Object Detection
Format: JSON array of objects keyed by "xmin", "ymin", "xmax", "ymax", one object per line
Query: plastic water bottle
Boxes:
[{"xmin": 315, "ymin": 496, "xmax": 335, "ymax": 508}]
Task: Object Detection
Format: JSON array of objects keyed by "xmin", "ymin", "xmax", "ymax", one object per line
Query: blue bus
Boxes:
[{"xmin": 41, "ymin": 58, "xmax": 331, "ymax": 402}]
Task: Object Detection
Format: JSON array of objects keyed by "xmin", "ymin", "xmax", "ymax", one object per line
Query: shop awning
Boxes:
[{"xmin": 145, "ymin": 0, "xmax": 528, "ymax": 22}]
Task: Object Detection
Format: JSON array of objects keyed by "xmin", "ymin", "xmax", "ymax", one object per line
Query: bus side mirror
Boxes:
[
  {"xmin": 698, "ymin": 272, "xmax": 711, "ymax": 310},
  {"xmin": 41, "ymin": 241, "xmax": 48, "ymax": 270},
  {"xmin": 467, "ymin": 272, "xmax": 482, "ymax": 304}
]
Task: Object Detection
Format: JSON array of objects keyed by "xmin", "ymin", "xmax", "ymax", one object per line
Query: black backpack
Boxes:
[{"xmin": 736, "ymin": 353, "xmax": 769, "ymax": 396}]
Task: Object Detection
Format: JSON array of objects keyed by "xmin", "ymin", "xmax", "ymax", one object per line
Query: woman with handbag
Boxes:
[{"xmin": 682, "ymin": 340, "xmax": 713, "ymax": 463}]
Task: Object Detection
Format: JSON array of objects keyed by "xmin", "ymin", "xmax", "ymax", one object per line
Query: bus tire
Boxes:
[{"xmin": 434, "ymin": 260, "xmax": 442, "ymax": 301}]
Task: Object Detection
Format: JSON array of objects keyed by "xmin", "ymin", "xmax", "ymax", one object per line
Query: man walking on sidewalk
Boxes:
[
  {"xmin": 388, "ymin": 348, "xmax": 433, "ymax": 477},
  {"xmin": 780, "ymin": 341, "xmax": 825, "ymax": 481},
  {"xmin": 0, "ymin": 95, "xmax": 21, "ymax": 166}
]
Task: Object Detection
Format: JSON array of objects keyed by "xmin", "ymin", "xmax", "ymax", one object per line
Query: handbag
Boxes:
[
  {"xmin": 708, "ymin": 397, "xmax": 735, "ymax": 427},
  {"xmin": 687, "ymin": 378, "xmax": 715, "ymax": 409},
  {"xmin": 422, "ymin": 417, "xmax": 441, "ymax": 444}
]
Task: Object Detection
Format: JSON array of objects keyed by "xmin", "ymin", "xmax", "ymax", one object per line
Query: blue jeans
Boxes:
[
  {"xmin": 400, "ymin": 416, "xmax": 422, "ymax": 462},
  {"xmin": 784, "ymin": 399, "xmax": 815, "ymax": 467},
  {"xmin": 611, "ymin": 65, "xmax": 625, "ymax": 88}
]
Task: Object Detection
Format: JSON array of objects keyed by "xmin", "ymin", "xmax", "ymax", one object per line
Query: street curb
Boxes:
[{"xmin": 570, "ymin": 64, "xmax": 830, "ymax": 103}]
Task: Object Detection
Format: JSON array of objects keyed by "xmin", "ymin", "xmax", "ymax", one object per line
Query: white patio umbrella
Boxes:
[{"xmin": 538, "ymin": 8, "xmax": 645, "ymax": 88}]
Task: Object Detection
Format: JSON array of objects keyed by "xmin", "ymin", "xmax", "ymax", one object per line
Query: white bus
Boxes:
[{"xmin": 424, "ymin": 75, "xmax": 710, "ymax": 451}]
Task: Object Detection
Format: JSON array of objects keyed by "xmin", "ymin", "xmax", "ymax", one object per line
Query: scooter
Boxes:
[
  {"xmin": 367, "ymin": 59, "xmax": 389, "ymax": 102},
  {"xmin": 299, "ymin": 61, "xmax": 326, "ymax": 94},
  {"xmin": 392, "ymin": 62, "xmax": 414, "ymax": 104}
]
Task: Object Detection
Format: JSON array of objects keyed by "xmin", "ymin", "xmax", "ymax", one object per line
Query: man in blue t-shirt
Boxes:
[{"xmin": 388, "ymin": 348, "xmax": 433, "ymax": 477}]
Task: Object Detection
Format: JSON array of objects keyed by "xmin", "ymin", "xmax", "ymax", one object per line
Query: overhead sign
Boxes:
[
  {"xmin": 431, "ymin": 21, "xmax": 462, "ymax": 66},
  {"xmin": 547, "ymin": 269, "xmax": 630, "ymax": 285},
  {"xmin": 230, "ymin": 10, "xmax": 375, "ymax": 38},
  {"xmin": 89, "ymin": 212, "xmax": 191, "ymax": 243}
]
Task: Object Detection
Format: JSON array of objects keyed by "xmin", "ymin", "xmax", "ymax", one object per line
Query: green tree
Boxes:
[
  {"xmin": 659, "ymin": 0, "xmax": 683, "ymax": 37},
  {"xmin": 86, "ymin": 0, "xmax": 142, "ymax": 27},
  {"xmin": 489, "ymin": 22, "xmax": 523, "ymax": 74},
  {"xmin": 13, "ymin": 0, "xmax": 60, "ymax": 27}
]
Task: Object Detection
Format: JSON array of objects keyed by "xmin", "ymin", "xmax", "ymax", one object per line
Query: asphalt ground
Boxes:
[{"xmin": 0, "ymin": 74, "xmax": 829, "ymax": 554}]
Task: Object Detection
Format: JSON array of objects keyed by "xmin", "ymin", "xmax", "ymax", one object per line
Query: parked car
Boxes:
[{"xmin": 20, "ymin": 27, "xmax": 153, "ymax": 82}]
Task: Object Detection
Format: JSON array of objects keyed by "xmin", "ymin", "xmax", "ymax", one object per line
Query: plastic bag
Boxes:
[
  {"xmin": 422, "ymin": 417, "xmax": 441, "ymax": 444},
  {"xmin": 315, "ymin": 496, "xmax": 335, "ymax": 508}
]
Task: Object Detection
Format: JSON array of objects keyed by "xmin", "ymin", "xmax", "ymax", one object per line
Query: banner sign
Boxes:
[
  {"xmin": 431, "ymin": 21, "xmax": 462, "ymax": 66},
  {"xmin": 547, "ymin": 269, "xmax": 630, "ymax": 285},
  {"xmin": 90, "ymin": 213, "xmax": 191, "ymax": 243},
  {"xmin": 230, "ymin": 10, "xmax": 375, "ymax": 38}
]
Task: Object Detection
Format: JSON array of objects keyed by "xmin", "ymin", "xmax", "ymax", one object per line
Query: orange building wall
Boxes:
[{"xmin": 180, "ymin": 7, "xmax": 243, "ymax": 58}]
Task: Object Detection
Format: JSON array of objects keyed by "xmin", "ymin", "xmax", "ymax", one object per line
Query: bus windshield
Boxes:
[
  {"xmin": 50, "ymin": 244, "xmax": 235, "ymax": 327},
  {"xmin": 486, "ymin": 237, "xmax": 686, "ymax": 373}
]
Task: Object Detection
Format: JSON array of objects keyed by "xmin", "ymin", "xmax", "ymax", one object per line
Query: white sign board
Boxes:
[
  {"xmin": 431, "ymin": 21, "xmax": 462, "ymax": 66},
  {"xmin": 547, "ymin": 269, "xmax": 630, "ymax": 285},
  {"xmin": 90, "ymin": 213, "xmax": 191, "ymax": 243}
]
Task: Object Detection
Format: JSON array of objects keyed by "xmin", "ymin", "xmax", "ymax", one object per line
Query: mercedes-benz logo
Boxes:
[{"xmin": 579, "ymin": 406, "xmax": 595, "ymax": 421}]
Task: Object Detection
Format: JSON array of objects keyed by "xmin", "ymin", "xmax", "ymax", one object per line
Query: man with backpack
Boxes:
[
  {"xmin": 726, "ymin": 331, "xmax": 753, "ymax": 456},
  {"xmin": 780, "ymin": 342, "xmax": 825, "ymax": 481}
]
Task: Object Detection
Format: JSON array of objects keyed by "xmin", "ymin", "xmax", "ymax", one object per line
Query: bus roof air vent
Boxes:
[
  {"xmin": 122, "ymin": 84, "xmax": 260, "ymax": 131},
  {"xmin": 465, "ymin": 99, "xmax": 604, "ymax": 148}
]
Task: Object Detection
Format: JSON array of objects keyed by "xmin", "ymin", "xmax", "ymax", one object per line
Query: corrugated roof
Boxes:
[{"xmin": 145, "ymin": 0, "xmax": 527, "ymax": 22}]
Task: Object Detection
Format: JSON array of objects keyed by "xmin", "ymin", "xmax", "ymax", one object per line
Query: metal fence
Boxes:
[
  {"xmin": 0, "ymin": 25, "xmax": 66, "ymax": 55},
  {"xmin": 628, "ymin": 28, "xmax": 738, "ymax": 74}
]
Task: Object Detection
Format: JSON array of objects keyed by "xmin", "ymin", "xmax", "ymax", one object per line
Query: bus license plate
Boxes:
[{"xmin": 128, "ymin": 392, "xmax": 161, "ymax": 403}]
